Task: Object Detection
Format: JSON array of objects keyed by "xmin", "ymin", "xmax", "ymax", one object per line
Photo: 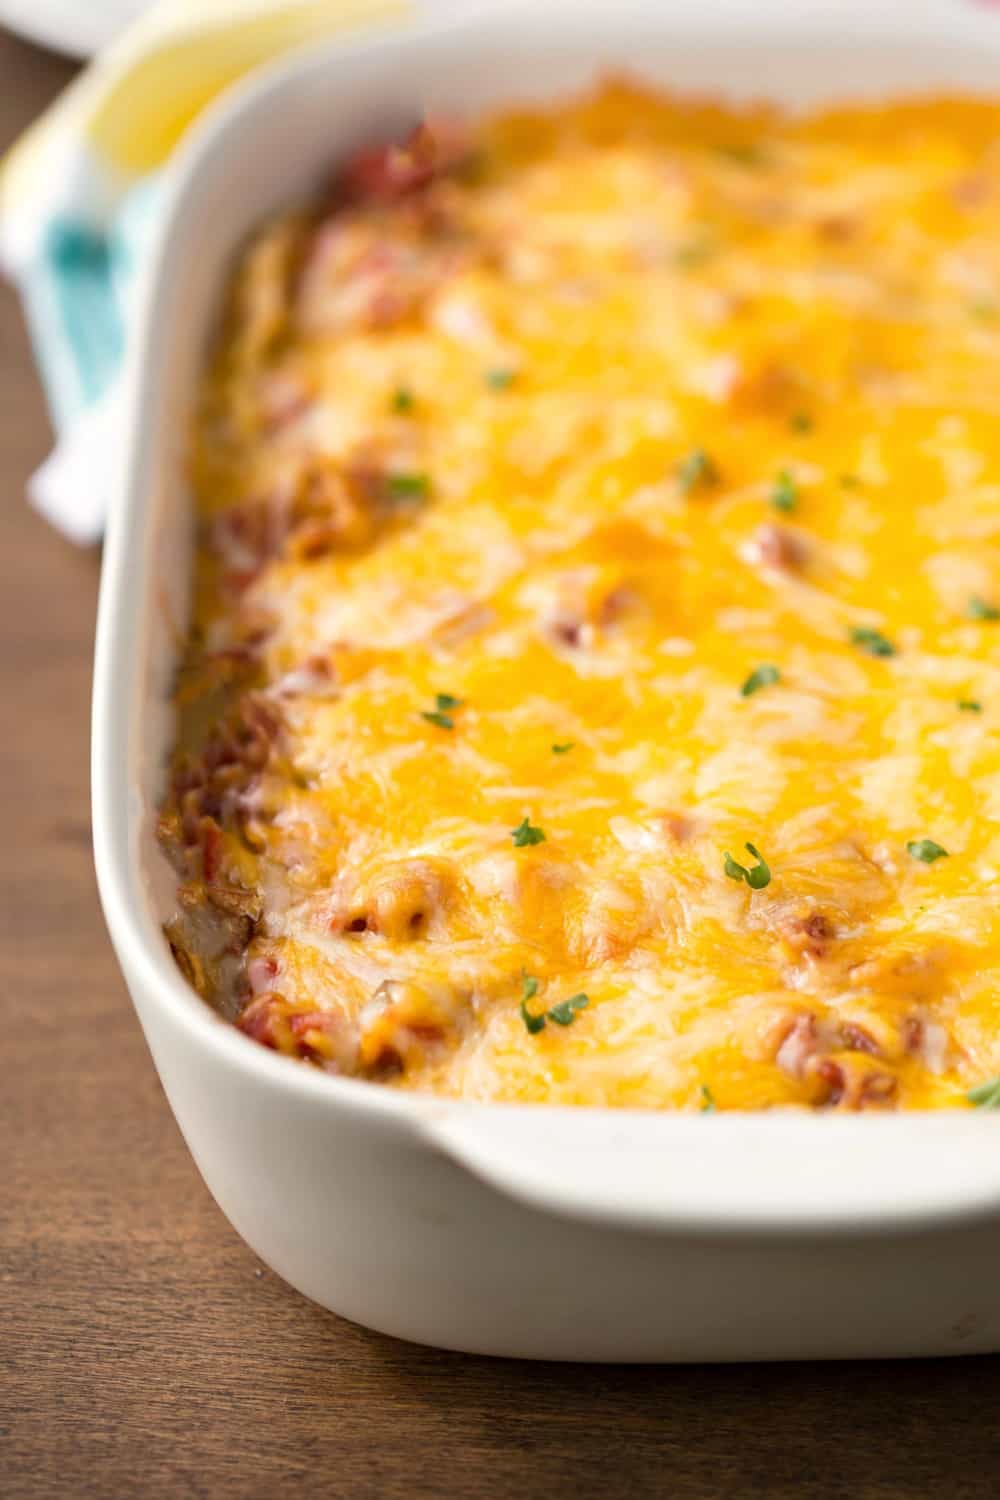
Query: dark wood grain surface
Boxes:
[{"xmin": 2, "ymin": 26, "xmax": 1000, "ymax": 1500}]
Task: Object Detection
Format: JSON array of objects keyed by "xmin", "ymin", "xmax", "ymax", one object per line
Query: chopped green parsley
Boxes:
[
  {"xmin": 790, "ymin": 412, "xmax": 813, "ymax": 433},
  {"xmin": 386, "ymin": 472, "xmax": 430, "ymax": 502},
  {"xmin": 958, "ymin": 699, "xmax": 982, "ymax": 713},
  {"xmin": 522, "ymin": 974, "xmax": 539, "ymax": 1001},
  {"xmin": 551, "ymin": 741, "xmax": 576, "ymax": 754},
  {"xmin": 485, "ymin": 368, "xmax": 516, "ymax": 391},
  {"xmin": 677, "ymin": 447, "xmax": 719, "ymax": 495},
  {"xmin": 391, "ymin": 387, "xmax": 414, "ymax": 413},
  {"xmin": 421, "ymin": 693, "xmax": 463, "ymax": 731},
  {"xmin": 724, "ymin": 842, "xmax": 771, "ymax": 890},
  {"xmin": 967, "ymin": 595, "xmax": 1000, "ymax": 622},
  {"xmin": 741, "ymin": 664, "xmax": 780, "ymax": 698},
  {"xmin": 700, "ymin": 1085, "xmax": 717, "ymax": 1113},
  {"xmin": 771, "ymin": 469, "xmax": 797, "ymax": 512},
  {"xmin": 850, "ymin": 626, "xmax": 896, "ymax": 658},
  {"xmin": 906, "ymin": 838, "xmax": 949, "ymax": 863},
  {"xmin": 512, "ymin": 816, "xmax": 546, "ymax": 848},
  {"xmin": 716, "ymin": 142, "xmax": 767, "ymax": 168},
  {"xmin": 519, "ymin": 986, "xmax": 589, "ymax": 1034},
  {"xmin": 520, "ymin": 999, "xmax": 546, "ymax": 1034},
  {"xmin": 547, "ymin": 994, "xmax": 589, "ymax": 1027},
  {"xmin": 968, "ymin": 1076, "xmax": 1000, "ymax": 1109},
  {"xmin": 674, "ymin": 236, "xmax": 714, "ymax": 269}
]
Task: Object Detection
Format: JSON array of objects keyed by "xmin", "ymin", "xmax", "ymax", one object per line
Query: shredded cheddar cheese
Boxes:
[{"xmin": 160, "ymin": 82, "xmax": 1000, "ymax": 1110}]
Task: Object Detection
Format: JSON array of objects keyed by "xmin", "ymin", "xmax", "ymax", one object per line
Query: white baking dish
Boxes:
[{"xmin": 93, "ymin": 0, "xmax": 1000, "ymax": 1360}]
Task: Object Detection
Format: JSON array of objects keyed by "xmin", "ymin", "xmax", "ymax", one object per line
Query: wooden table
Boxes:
[{"xmin": 2, "ymin": 27, "xmax": 999, "ymax": 1500}]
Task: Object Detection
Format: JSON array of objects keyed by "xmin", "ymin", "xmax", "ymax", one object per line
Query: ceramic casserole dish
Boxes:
[{"xmin": 93, "ymin": 0, "xmax": 1000, "ymax": 1360}]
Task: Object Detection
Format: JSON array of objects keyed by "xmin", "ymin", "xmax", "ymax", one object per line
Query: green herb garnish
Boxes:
[
  {"xmin": 717, "ymin": 142, "xmax": 766, "ymax": 168},
  {"xmin": 421, "ymin": 692, "xmax": 464, "ymax": 731},
  {"xmin": 520, "ymin": 999, "xmax": 546, "ymax": 1034},
  {"xmin": 771, "ymin": 469, "xmax": 797, "ymax": 513},
  {"xmin": 724, "ymin": 842, "xmax": 771, "ymax": 890},
  {"xmin": 485, "ymin": 368, "xmax": 516, "ymax": 391},
  {"xmin": 551, "ymin": 741, "xmax": 576, "ymax": 755},
  {"xmin": 512, "ymin": 816, "xmax": 546, "ymax": 848},
  {"xmin": 968, "ymin": 1075, "xmax": 1000, "ymax": 1108},
  {"xmin": 680, "ymin": 444, "xmax": 719, "ymax": 492},
  {"xmin": 907, "ymin": 838, "xmax": 949, "ymax": 863},
  {"xmin": 520, "ymin": 983, "xmax": 589, "ymax": 1034},
  {"xmin": 790, "ymin": 412, "xmax": 813, "ymax": 433},
  {"xmin": 386, "ymin": 472, "xmax": 430, "ymax": 502},
  {"xmin": 741, "ymin": 664, "xmax": 781, "ymax": 698},
  {"xmin": 958, "ymin": 699, "xmax": 982, "ymax": 713},
  {"xmin": 674, "ymin": 236, "xmax": 714, "ymax": 269},
  {"xmin": 677, "ymin": 448, "xmax": 719, "ymax": 495},
  {"xmin": 967, "ymin": 595, "xmax": 1000, "ymax": 622},
  {"xmin": 850, "ymin": 626, "xmax": 896, "ymax": 658},
  {"xmin": 700, "ymin": 1085, "xmax": 717, "ymax": 1113},
  {"xmin": 392, "ymin": 387, "xmax": 414, "ymax": 413},
  {"xmin": 547, "ymin": 993, "xmax": 589, "ymax": 1027}
]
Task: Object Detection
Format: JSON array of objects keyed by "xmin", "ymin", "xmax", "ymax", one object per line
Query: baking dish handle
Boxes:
[{"xmin": 419, "ymin": 1105, "xmax": 1000, "ymax": 1237}]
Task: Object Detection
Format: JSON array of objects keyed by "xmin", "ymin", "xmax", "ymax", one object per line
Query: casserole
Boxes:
[
  {"xmin": 165, "ymin": 72, "xmax": 1000, "ymax": 1115},
  {"xmin": 94, "ymin": 0, "xmax": 1000, "ymax": 1360}
]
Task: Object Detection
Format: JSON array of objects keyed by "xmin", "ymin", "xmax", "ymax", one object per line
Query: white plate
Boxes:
[{"xmin": 0, "ymin": 0, "xmax": 152, "ymax": 58}]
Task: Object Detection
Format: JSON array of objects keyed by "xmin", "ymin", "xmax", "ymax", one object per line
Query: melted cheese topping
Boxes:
[{"xmin": 165, "ymin": 83, "xmax": 1000, "ymax": 1111}]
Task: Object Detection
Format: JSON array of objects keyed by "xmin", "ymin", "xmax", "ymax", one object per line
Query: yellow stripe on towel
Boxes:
[
  {"xmin": 86, "ymin": 0, "xmax": 404, "ymax": 174},
  {"xmin": 1, "ymin": 0, "xmax": 401, "ymax": 221}
]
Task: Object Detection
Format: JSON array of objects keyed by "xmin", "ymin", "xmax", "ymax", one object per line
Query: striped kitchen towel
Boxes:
[{"xmin": 0, "ymin": 0, "xmax": 403, "ymax": 542}]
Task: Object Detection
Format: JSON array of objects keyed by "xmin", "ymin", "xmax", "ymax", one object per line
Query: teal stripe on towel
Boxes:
[{"xmin": 41, "ymin": 219, "xmax": 124, "ymax": 418}]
